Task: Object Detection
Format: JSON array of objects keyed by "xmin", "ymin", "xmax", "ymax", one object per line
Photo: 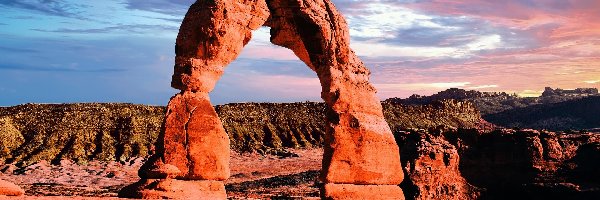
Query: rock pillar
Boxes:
[{"xmin": 118, "ymin": 0, "xmax": 269, "ymax": 199}]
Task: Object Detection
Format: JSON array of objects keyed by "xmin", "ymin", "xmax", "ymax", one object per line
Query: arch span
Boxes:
[{"xmin": 120, "ymin": 0, "xmax": 404, "ymax": 199}]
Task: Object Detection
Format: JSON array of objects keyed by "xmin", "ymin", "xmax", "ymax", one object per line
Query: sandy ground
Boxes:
[{"xmin": 0, "ymin": 148, "xmax": 323, "ymax": 199}]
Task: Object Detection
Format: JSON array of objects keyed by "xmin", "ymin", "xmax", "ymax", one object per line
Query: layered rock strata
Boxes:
[
  {"xmin": 448, "ymin": 129, "xmax": 600, "ymax": 199},
  {"xmin": 396, "ymin": 128, "xmax": 600, "ymax": 200}
]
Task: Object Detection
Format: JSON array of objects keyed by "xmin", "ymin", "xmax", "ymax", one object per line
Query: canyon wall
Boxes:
[{"xmin": 397, "ymin": 128, "xmax": 600, "ymax": 199}]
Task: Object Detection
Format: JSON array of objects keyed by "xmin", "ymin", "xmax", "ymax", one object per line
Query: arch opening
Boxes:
[{"xmin": 211, "ymin": 26, "xmax": 321, "ymax": 104}]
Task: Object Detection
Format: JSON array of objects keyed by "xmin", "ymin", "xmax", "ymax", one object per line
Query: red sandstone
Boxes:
[
  {"xmin": 0, "ymin": 179, "xmax": 24, "ymax": 197},
  {"xmin": 121, "ymin": 0, "xmax": 404, "ymax": 199}
]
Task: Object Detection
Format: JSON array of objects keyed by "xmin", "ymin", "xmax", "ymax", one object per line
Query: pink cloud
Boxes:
[{"xmin": 361, "ymin": 0, "xmax": 600, "ymax": 97}]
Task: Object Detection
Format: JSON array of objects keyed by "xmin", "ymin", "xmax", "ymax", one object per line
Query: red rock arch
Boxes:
[{"xmin": 120, "ymin": 0, "xmax": 404, "ymax": 199}]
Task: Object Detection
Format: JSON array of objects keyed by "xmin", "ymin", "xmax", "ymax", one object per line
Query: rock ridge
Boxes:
[{"xmin": 0, "ymin": 100, "xmax": 481, "ymax": 165}]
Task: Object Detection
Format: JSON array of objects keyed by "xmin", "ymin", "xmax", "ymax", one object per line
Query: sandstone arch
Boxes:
[{"xmin": 120, "ymin": 0, "xmax": 404, "ymax": 199}]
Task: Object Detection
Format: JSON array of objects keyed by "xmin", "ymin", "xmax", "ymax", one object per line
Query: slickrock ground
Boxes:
[{"xmin": 1, "ymin": 148, "xmax": 323, "ymax": 199}]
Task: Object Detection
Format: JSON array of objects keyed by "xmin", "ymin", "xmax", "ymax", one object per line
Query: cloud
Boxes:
[
  {"xmin": 2, "ymin": 0, "xmax": 599, "ymax": 105},
  {"xmin": 123, "ymin": 0, "xmax": 193, "ymax": 16},
  {"xmin": 0, "ymin": 0, "xmax": 87, "ymax": 19},
  {"xmin": 376, "ymin": 82, "xmax": 471, "ymax": 92},
  {"xmin": 152, "ymin": 17, "xmax": 183, "ymax": 23},
  {"xmin": 228, "ymin": 58, "xmax": 314, "ymax": 78},
  {"xmin": 0, "ymin": 63, "xmax": 126, "ymax": 72},
  {"xmin": 340, "ymin": 2, "xmax": 532, "ymax": 60},
  {"xmin": 31, "ymin": 24, "xmax": 178, "ymax": 34},
  {"xmin": 468, "ymin": 85, "xmax": 499, "ymax": 89},
  {"xmin": 0, "ymin": 46, "xmax": 39, "ymax": 53}
]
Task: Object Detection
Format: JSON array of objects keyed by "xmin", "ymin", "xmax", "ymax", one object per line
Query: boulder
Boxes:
[{"xmin": 0, "ymin": 179, "xmax": 24, "ymax": 196}]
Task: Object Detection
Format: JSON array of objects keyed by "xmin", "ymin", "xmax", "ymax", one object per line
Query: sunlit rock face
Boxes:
[
  {"xmin": 120, "ymin": 0, "xmax": 270, "ymax": 198},
  {"xmin": 121, "ymin": 0, "xmax": 404, "ymax": 199},
  {"xmin": 265, "ymin": 0, "xmax": 404, "ymax": 198}
]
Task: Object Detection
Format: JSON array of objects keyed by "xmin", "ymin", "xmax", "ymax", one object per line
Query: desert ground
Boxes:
[{"xmin": 1, "ymin": 149, "xmax": 323, "ymax": 199}]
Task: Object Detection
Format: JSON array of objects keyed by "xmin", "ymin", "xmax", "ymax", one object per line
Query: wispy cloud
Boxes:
[
  {"xmin": 0, "ymin": 0, "xmax": 88, "ymax": 19},
  {"xmin": 0, "ymin": 63, "xmax": 126, "ymax": 72},
  {"xmin": 123, "ymin": 0, "xmax": 193, "ymax": 16},
  {"xmin": 31, "ymin": 24, "xmax": 179, "ymax": 34},
  {"xmin": 0, "ymin": 46, "xmax": 39, "ymax": 53},
  {"xmin": 468, "ymin": 85, "xmax": 499, "ymax": 89}
]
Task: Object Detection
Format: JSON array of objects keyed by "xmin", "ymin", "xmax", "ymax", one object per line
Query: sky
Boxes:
[{"xmin": 1, "ymin": 0, "xmax": 599, "ymax": 106}]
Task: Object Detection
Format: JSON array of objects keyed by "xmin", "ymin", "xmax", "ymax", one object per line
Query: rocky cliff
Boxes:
[
  {"xmin": 0, "ymin": 100, "xmax": 482, "ymax": 165},
  {"xmin": 0, "ymin": 103, "xmax": 164, "ymax": 165},
  {"xmin": 397, "ymin": 128, "xmax": 600, "ymax": 199}
]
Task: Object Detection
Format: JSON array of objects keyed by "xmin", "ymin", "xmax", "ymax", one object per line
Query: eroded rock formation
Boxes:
[
  {"xmin": 397, "ymin": 128, "xmax": 600, "ymax": 199},
  {"xmin": 2, "ymin": 104, "xmax": 600, "ymax": 198},
  {"xmin": 266, "ymin": 1, "xmax": 403, "ymax": 198},
  {"xmin": 121, "ymin": 0, "xmax": 403, "ymax": 198},
  {"xmin": 396, "ymin": 128, "xmax": 481, "ymax": 200},
  {"xmin": 120, "ymin": 0, "xmax": 270, "ymax": 198},
  {"xmin": 448, "ymin": 129, "xmax": 600, "ymax": 199}
]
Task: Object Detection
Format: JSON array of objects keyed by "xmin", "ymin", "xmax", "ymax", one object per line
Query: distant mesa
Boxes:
[
  {"xmin": 386, "ymin": 87, "xmax": 600, "ymax": 131},
  {"xmin": 387, "ymin": 86, "xmax": 600, "ymax": 106},
  {"xmin": 542, "ymin": 87, "xmax": 598, "ymax": 97}
]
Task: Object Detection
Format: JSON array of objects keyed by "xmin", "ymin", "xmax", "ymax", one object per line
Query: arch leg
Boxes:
[
  {"xmin": 119, "ymin": 0, "xmax": 269, "ymax": 199},
  {"xmin": 266, "ymin": 0, "xmax": 405, "ymax": 199}
]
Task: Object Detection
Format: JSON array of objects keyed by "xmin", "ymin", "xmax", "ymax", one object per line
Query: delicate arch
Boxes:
[{"xmin": 120, "ymin": 0, "xmax": 404, "ymax": 199}]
